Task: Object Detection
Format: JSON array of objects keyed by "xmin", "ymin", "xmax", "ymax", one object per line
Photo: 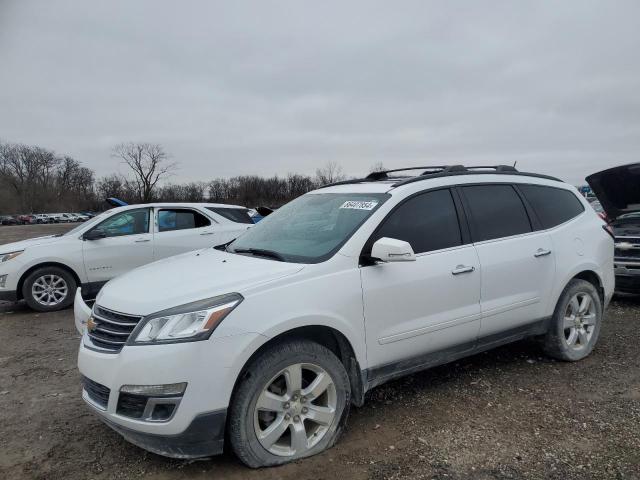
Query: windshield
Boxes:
[
  {"xmin": 64, "ymin": 210, "xmax": 112, "ymax": 236},
  {"xmin": 230, "ymin": 192, "xmax": 390, "ymax": 263}
]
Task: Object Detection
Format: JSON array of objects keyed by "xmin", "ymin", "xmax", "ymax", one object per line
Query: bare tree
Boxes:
[
  {"xmin": 112, "ymin": 142, "xmax": 177, "ymax": 202},
  {"xmin": 315, "ymin": 161, "xmax": 346, "ymax": 185}
]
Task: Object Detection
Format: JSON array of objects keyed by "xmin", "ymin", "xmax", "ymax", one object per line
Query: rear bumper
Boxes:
[{"xmin": 100, "ymin": 409, "xmax": 227, "ymax": 459}]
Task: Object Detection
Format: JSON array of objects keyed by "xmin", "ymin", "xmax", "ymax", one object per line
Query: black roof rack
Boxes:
[{"xmin": 319, "ymin": 164, "xmax": 562, "ymax": 189}]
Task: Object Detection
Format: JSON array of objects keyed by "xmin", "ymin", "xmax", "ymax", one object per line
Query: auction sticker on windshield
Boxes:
[{"xmin": 340, "ymin": 200, "xmax": 379, "ymax": 210}]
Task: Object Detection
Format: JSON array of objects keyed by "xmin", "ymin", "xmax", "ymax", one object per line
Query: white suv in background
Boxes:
[
  {"xmin": 74, "ymin": 166, "xmax": 614, "ymax": 467},
  {"xmin": 0, "ymin": 203, "xmax": 253, "ymax": 311}
]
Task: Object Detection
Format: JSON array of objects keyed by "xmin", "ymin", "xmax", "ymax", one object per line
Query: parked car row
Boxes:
[{"xmin": 0, "ymin": 212, "xmax": 96, "ymax": 225}]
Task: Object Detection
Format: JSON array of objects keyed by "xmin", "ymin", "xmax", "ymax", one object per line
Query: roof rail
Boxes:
[
  {"xmin": 318, "ymin": 164, "xmax": 562, "ymax": 189},
  {"xmin": 365, "ymin": 166, "xmax": 460, "ymax": 181}
]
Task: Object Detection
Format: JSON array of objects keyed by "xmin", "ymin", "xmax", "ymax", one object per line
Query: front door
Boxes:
[
  {"xmin": 82, "ymin": 208, "xmax": 154, "ymax": 284},
  {"xmin": 360, "ymin": 188, "xmax": 481, "ymax": 375}
]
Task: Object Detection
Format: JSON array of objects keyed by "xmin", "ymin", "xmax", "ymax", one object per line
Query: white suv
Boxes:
[
  {"xmin": 0, "ymin": 203, "xmax": 253, "ymax": 311},
  {"xmin": 74, "ymin": 166, "xmax": 614, "ymax": 467}
]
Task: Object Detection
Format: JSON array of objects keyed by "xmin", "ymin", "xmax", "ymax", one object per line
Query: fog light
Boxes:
[
  {"xmin": 0, "ymin": 274, "xmax": 6, "ymax": 288},
  {"xmin": 120, "ymin": 382, "xmax": 187, "ymax": 396}
]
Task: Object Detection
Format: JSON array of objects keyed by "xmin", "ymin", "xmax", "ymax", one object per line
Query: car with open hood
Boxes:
[
  {"xmin": 0, "ymin": 202, "xmax": 253, "ymax": 311},
  {"xmin": 75, "ymin": 165, "xmax": 614, "ymax": 467},
  {"xmin": 587, "ymin": 162, "xmax": 640, "ymax": 293}
]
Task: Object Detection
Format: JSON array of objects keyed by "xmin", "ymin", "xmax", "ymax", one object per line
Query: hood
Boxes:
[
  {"xmin": 96, "ymin": 248, "xmax": 305, "ymax": 315},
  {"xmin": 0, "ymin": 234, "xmax": 65, "ymax": 253},
  {"xmin": 586, "ymin": 163, "xmax": 640, "ymax": 221}
]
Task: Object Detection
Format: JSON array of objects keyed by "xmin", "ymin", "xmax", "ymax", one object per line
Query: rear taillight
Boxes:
[{"xmin": 603, "ymin": 224, "xmax": 615, "ymax": 240}]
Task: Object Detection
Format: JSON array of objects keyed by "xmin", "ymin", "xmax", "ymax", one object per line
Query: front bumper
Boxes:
[
  {"xmin": 0, "ymin": 289, "xmax": 17, "ymax": 302},
  {"xmin": 76, "ymin": 293, "xmax": 266, "ymax": 458},
  {"xmin": 614, "ymin": 261, "xmax": 640, "ymax": 294},
  {"xmin": 101, "ymin": 409, "xmax": 227, "ymax": 458}
]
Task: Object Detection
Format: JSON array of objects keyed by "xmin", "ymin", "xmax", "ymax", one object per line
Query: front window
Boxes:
[
  {"xmin": 230, "ymin": 193, "xmax": 390, "ymax": 263},
  {"xmin": 91, "ymin": 208, "xmax": 150, "ymax": 238}
]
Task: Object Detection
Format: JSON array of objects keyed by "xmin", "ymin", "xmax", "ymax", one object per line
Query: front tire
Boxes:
[
  {"xmin": 229, "ymin": 339, "xmax": 351, "ymax": 468},
  {"xmin": 22, "ymin": 266, "xmax": 77, "ymax": 312},
  {"xmin": 543, "ymin": 279, "xmax": 603, "ymax": 361}
]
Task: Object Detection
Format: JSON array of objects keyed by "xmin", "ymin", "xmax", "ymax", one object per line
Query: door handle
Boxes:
[
  {"xmin": 200, "ymin": 232, "xmax": 214, "ymax": 236},
  {"xmin": 134, "ymin": 239, "xmax": 151, "ymax": 243},
  {"xmin": 534, "ymin": 248, "xmax": 551, "ymax": 258},
  {"xmin": 452, "ymin": 265, "xmax": 475, "ymax": 275}
]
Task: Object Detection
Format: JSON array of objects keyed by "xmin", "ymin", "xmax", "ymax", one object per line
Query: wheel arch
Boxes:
[
  {"xmin": 572, "ymin": 270, "xmax": 604, "ymax": 303},
  {"xmin": 16, "ymin": 262, "xmax": 82, "ymax": 300},
  {"xmin": 231, "ymin": 324, "xmax": 367, "ymax": 407}
]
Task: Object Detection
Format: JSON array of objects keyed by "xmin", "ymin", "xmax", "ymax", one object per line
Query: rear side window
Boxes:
[
  {"xmin": 158, "ymin": 209, "xmax": 210, "ymax": 232},
  {"xmin": 462, "ymin": 185, "xmax": 532, "ymax": 242},
  {"xmin": 206, "ymin": 207, "xmax": 254, "ymax": 224},
  {"xmin": 371, "ymin": 189, "xmax": 462, "ymax": 254},
  {"xmin": 518, "ymin": 185, "xmax": 585, "ymax": 229}
]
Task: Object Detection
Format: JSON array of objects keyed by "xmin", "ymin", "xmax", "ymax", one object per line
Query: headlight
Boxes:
[
  {"xmin": 130, "ymin": 293, "xmax": 243, "ymax": 345},
  {"xmin": 0, "ymin": 251, "xmax": 23, "ymax": 262}
]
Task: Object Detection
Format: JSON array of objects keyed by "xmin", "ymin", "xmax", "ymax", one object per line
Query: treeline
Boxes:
[
  {"xmin": 0, "ymin": 141, "xmax": 352, "ymax": 214},
  {"xmin": 95, "ymin": 174, "xmax": 318, "ymax": 208}
]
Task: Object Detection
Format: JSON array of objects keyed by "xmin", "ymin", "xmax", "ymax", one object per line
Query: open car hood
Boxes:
[{"xmin": 586, "ymin": 163, "xmax": 640, "ymax": 221}]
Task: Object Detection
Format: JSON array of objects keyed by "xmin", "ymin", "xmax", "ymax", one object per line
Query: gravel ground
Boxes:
[{"xmin": 0, "ymin": 224, "xmax": 639, "ymax": 480}]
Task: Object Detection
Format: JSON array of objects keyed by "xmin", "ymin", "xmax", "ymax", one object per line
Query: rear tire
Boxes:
[
  {"xmin": 22, "ymin": 266, "xmax": 77, "ymax": 312},
  {"xmin": 229, "ymin": 339, "xmax": 351, "ymax": 468},
  {"xmin": 543, "ymin": 279, "xmax": 603, "ymax": 361}
]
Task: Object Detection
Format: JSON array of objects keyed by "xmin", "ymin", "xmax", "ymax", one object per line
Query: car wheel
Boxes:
[
  {"xmin": 229, "ymin": 339, "xmax": 351, "ymax": 468},
  {"xmin": 543, "ymin": 279, "xmax": 603, "ymax": 361},
  {"xmin": 22, "ymin": 266, "xmax": 77, "ymax": 312}
]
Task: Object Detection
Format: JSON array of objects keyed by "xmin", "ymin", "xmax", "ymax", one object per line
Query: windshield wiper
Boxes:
[{"xmin": 233, "ymin": 248, "xmax": 286, "ymax": 262}]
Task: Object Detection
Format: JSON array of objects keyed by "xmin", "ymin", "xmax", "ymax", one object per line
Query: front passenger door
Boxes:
[
  {"xmin": 82, "ymin": 208, "xmax": 154, "ymax": 283},
  {"xmin": 360, "ymin": 188, "xmax": 481, "ymax": 375}
]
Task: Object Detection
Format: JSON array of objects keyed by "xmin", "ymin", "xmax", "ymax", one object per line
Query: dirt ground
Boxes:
[{"xmin": 0, "ymin": 224, "xmax": 639, "ymax": 480}]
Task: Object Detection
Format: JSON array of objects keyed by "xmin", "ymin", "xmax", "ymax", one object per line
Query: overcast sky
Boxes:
[{"xmin": 1, "ymin": 1, "xmax": 639, "ymax": 185}]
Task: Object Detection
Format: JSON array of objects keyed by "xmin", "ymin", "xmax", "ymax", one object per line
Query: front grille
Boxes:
[
  {"xmin": 615, "ymin": 237, "xmax": 640, "ymax": 261},
  {"xmin": 87, "ymin": 305, "xmax": 143, "ymax": 353},
  {"xmin": 82, "ymin": 376, "xmax": 110, "ymax": 409}
]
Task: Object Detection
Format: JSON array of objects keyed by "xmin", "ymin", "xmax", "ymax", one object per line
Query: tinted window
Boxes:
[
  {"xmin": 207, "ymin": 207, "xmax": 254, "ymax": 224},
  {"xmin": 462, "ymin": 185, "xmax": 531, "ymax": 241},
  {"xmin": 97, "ymin": 209, "xmax": 149, "ymax": 238},
  {"xmin": 371, "ymin": 189, "xmax": 462, "ymax": 254},
  {"xmin": 158, "ymin": 209, "xmax": 210, "ymax": 232},
  {"xmin": 519, "ymin": 185, "xmax": 585, "ymax": 229}
]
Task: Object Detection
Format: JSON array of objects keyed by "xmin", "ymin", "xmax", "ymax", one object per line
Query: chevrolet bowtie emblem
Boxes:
[
  {"xmin": 616, "ymin": 242, "xmax": 639, "ymax": 250},
  {"xmin": 86, "ymin": 316, "xmax": 97, "ymax": 332}
]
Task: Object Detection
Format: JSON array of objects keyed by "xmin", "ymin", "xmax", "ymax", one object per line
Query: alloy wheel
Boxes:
[
  {"xmin": 563, "ymin": 292, "xmax": 597, "ymax": 350},
  {"xmin": 253, "ymin": 362, "xmax": 337, "ymax": 457},
  {"xmin": 31, "ymin": 274, "xmax": 68, "ymax": 307}
]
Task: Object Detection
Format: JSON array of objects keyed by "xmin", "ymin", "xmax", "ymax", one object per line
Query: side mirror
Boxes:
[
  {"xmin": 371, "ymin": 237, "xmax": 416, "ymax": 263},
  {"xmin": 84, "ymin": 228, "xmax": 106, "ymax": 241}
]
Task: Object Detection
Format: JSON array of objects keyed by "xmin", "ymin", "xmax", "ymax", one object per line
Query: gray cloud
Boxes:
[{"xmin": 1, "ymin": 0, "xmax": 639, "ymax": 185}]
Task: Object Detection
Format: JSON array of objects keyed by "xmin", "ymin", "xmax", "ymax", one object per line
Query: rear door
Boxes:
[
  {"xmin": 153, "ymin": 207, "xmax": 216, "ymax": 259},
  {"xmin": 360, "ymin": 188, "xmax": 481, "ymax": 372},
  {"xmin": 82, "ymin": 208, "xmax": 154, "ymax": 283},
  {"xmin": 459, "ymin": 184, "xmax": 555, "ymax": 337}
]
